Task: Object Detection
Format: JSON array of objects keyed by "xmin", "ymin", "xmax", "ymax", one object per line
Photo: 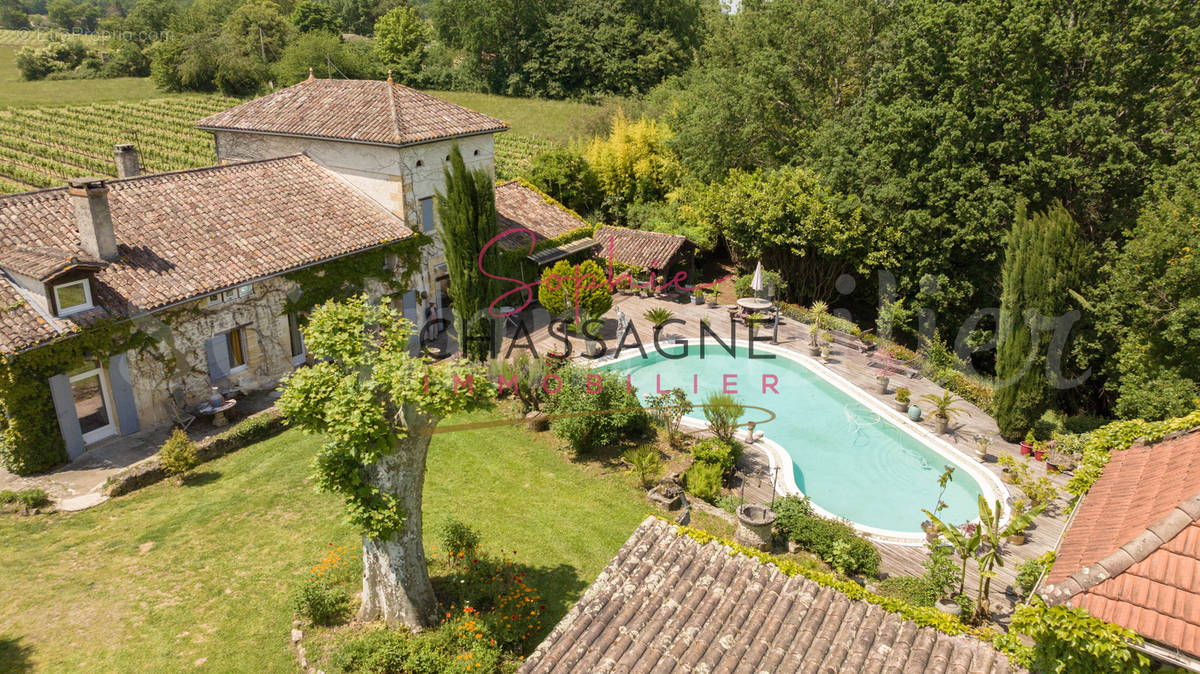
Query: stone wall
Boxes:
[{"xmin": 127, "ymin": 276, "xmax": 298, "ymax": 428}]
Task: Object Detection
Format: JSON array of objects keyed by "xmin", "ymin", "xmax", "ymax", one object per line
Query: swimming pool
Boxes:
[{"xmin": 599, "ymin": 340, "xmax": 1005, "ymax": 543}]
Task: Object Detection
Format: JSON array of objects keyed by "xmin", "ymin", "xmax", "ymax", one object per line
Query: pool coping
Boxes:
[{"xmin": 595, "ymin": 337, "xmax": 1010, "ymax": 546}]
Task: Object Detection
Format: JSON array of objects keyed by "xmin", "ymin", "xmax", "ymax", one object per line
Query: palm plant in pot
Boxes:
[
  {"xmin": 706, "ymin": 290, "xmax": 719, "ymax": 307},
  {"xmin": 919, "ymin": 391, "xmax": 965, "ymax": 434},
  {"xmin": 973, "ymin": 434, "xmax": 990, "ymax": 462},
  {"xmin": 644, "ymin": 307, "xmax": 674, "ymax": 329},
  {"xmin": 894, "ymin": 387, "xmax": 911, "ymax": 413},
  {"xmin": 692, "ymin": 286, "xmax": 705, "ymax": 305}
]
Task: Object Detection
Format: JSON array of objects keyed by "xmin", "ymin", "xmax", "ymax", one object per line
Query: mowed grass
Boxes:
[
  {"xmin": 0, "ymin": 46, "xmax": 164, "ymax": 108},
  {"xmin": 0, "ymin": 411, "xmax": 650, "ymax": 672},
  {"xmin": 428, "ymin": 90, "xmax": 598, "ymax": 145}
]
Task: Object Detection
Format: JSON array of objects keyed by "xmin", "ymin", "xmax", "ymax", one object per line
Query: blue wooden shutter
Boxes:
[
  {"xmin": 107, "ymin": 352, "xmax": 139, "ymax": 435},
  {"xmin": 47, "ymin": 374, "xmax": 85, "ymax": 459},
  {"xmin": 420, "ymin": 197, "xmax": 435, "ymax": 233},
  {"xmin": 205, "ymin": 335, "xmax": 230, "ymax": 381},
  {"xmin": 402, "ymin": 290, "xmax": 419, "ymax": 354}
]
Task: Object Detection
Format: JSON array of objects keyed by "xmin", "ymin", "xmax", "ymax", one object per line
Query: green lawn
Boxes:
[
  {"xmin": 0, "ymin": 47, "xmax": 165, "ymax": 108},
  {"xmin": 0, "ymin": 411, "xmax": 650, "ymax": 672},
  {"xmin": 427, "ymin": 90, "xmax": 597, "ymax": 145}
]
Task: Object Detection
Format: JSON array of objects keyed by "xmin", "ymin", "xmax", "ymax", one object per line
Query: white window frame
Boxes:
[
  {"xmin": 69, "ymin": 366, "xmax": 116, "ymax": 444},
  {"xmin": 226, "ymin": 326, "xmax": 248, "ymax": 373},
  {"xmin": 53, "ymin": 279, "xmax": 93, "ymax": 316}
]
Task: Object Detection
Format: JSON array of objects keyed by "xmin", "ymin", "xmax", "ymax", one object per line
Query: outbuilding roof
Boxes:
[
  {"xmin": 593, "ymin": 225, "xmax": 690, "ymax": 271},
  {"xmin": 494, "ymin": 180, "xmax": 590, "ymax": 251},
  {"xmin": 0, "ymin": 155, "xmax": 412, "ymax": 354},
  {"xmin": 520, "ymin": 516, "xmax": 1020, "ymax": 674},
  {"xmin": 1041, "ymin": 428, "xmax": 1200, "ymax": 658},
  {"xmin": 196, "ymin": 78, "xmax": 508, "ymax": 147}
]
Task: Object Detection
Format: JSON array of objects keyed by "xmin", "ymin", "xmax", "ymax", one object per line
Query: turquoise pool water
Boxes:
[{"xmin": 600, "ymin": 343, "xmax": 986, "ymax": 534}]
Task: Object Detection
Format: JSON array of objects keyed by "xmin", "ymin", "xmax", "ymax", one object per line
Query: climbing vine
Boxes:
[
  {"xmin": 1066, "ymin": 406, "xmax": 1200, "ymax": 496},
  {"xmin": 283, "ymin": 235, "xmax": 429, "ymax": 316},
  {"xmin": 0, "ymin": 320, "xmax": 158, "ymax": 475}
]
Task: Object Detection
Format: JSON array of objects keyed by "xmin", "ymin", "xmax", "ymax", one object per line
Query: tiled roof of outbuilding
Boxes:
[
  {"xmin": 520, "ymin": 517, "xmax": 1020, "ymax": 674},
  {"xmin": 494, "ymin": 180, "xmax": 590, "ymax": 251},
  {"xmin": 196, "ymin": 78, "xmax": 508, "ymax": 147},
  {"xmin": 593, "ymin": 225, "xmax": 689, "ymax": 271},
  {"xmin": 0, "ymin": 155, "xmax": 412, "ymax": 354},
  {"xmin": 1041, "ymin": 428, "xmax": 1200, "ymax": 657}
]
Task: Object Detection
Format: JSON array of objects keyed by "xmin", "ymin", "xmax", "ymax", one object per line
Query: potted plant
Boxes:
[
  {"xmin": 974, "ymin": 434, "xmax": 991, "ymax": 462},
  {"xmin": 692, "ymin": 287, "xmax": 704, "ymax": 305},
  {"xmin": 1006, "ymin": 500, "xmax": 1030, "ymax": 545},
  {"xmin": 894, "ymin": 387, "xmax": 910, "ymax": 413},
  {"xmin": 1032, "ymin": 440, "xmax": 1047, "ymax": 462},
  {"xmin": 919, "ymin": 391, "xmax": 965, "ymax": 435},
  {"xmin": 706, "ymin": 290, "xmax": 719, "ymax": 307},
  {"xmin": 875, "ymin": 369, "xmax": 890, "ymax": 394},
  {"xmin": 1020, "ymin": 429, "xmax": 1035, "ymax": 456},
  {"xmin": 820, "ymin": 343, "xmax": 832, "ymax": 363},
  {"xmin": 921, "ymin": 519, "xmax": 940, "ymax": 543}
]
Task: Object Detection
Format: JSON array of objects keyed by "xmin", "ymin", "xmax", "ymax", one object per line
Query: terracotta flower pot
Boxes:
[
  {"xmin": 1034, "ymin": 448, "xmax": 1046, "ymax": 462},
  {"xmin": 1019, "ymin": 441, "xmax": 1032, "ymax": 456}
]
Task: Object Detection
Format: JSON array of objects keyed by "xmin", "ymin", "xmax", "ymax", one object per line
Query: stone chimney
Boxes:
[
  {"xmin": 113, "ymin": 144, "xmax": 141, "ymax": 179},
  {"xmin": 69, "ymin": 177, "xmax": 119, "ymax": 262}
]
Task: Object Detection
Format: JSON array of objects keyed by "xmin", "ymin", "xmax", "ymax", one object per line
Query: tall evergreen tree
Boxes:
[
  {"xmin": 437, "ymin": 145, "xmax": 498, "ymax": 361},
  {"xmin": 994, "ymin": 202, "xmax": 1090, "ymax": 439}
]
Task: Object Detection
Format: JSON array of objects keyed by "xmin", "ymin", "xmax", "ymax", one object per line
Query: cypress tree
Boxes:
[
  {"xmin": 994, "ymin": 201, "xmax": 1089, "ymax": 439},
  {"xmin": 436, "ymin": 145, "xmax": 498, "ymax": 361}
]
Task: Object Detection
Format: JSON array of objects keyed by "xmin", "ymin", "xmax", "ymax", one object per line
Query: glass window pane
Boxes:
[
  {"xmin": 55, "ymin": 282, "xmax": 88, "ymax": 311},
  {"xmin": 71, "ymin": 373, "xmax": 110, "ymax": 435}
]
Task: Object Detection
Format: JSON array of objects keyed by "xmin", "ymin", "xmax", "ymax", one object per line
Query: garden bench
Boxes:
[{"xmin": 828, "ymin": 328, "xmax": 877, "ymax": 354}]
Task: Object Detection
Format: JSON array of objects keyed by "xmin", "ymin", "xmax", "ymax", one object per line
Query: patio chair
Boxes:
[{"xmin": 168, "ymin": 387, "xmax": 196, "ymax": 431}]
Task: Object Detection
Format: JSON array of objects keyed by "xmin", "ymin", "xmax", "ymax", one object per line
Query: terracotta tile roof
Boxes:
[
  {"xmin": 494, "ymin": 180, "xmax": 590, "ymax": 251},
  {"xmin": 0, "ymin": 246, "xmax": 105, "ymax": 281},
  {"xmin": 1041, "ymin": 429, "xmax": 1200, "ymax": 657},
  {"xmin": 196, "ymin": 78, "xmax": 507, "ymax": 147},
  {"xmin": 0, "ymin": 155, "xmax": 412, "ymax": 354},
  {"xmin": 520, "ymin": 517, "xmax": 1020, "ymax": 674},
  {"xmin": 593, "ymin": 225, "xmax": 690, "ymax": 271}
]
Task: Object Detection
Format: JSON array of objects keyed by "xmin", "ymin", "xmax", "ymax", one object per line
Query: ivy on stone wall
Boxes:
[
  {"xmin": 0, "ymin": 320, "xmax": 158, "ymax": 475},
  {"xmin": 0, "ymin": 236, "xmax": 431, "ymax": 476},
  {"xmin": 283, "ymin": 235, "xmax": 429, "ymax": 316}
]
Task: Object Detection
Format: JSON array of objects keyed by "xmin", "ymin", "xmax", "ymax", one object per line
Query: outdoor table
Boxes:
[
  {"xmin": 736, "ymin": 297, "xmax": 773, "ymax": 313},
  {"xmin": 196, "ymin": 399, "xmax": 237, "ymax": 427}
]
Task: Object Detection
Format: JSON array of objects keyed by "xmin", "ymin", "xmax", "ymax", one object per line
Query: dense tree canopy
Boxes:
[{"xmin": 812, "ymin": 0, "xmax": 1200, "ymax": 326}]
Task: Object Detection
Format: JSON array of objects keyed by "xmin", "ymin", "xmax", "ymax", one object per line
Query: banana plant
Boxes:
[
  {"xmin": 921, "ymin": 507, "xmax": 981, "ymax": 597},
  {"xmin": 973, "ymin": 495, "xmax": 1046, "ymax": 620}
]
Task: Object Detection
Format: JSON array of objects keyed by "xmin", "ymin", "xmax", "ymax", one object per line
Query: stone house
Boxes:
[{"xmin": 0, "ymin": 78, "xmax": 506, "ymax": 473}]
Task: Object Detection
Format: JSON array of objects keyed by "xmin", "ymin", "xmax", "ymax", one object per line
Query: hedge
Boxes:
[{"xmin": 104, "ymin": 408, "xmax": 287, "ymax": 497}]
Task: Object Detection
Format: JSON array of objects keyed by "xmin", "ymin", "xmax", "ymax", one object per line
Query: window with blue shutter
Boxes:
[{"xmin": 420, "ymin": 196, "xmax": 435, "ymax": 233}]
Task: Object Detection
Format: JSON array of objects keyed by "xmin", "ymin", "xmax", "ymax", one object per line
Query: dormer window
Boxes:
[{"xmin": 53, "ymin": 279, "xmax": 93, "ymax": 316}]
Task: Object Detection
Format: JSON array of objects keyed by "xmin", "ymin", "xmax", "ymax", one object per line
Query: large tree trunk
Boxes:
[{"xmin": 357, "ymin": 407, "xmax": 440, "ymax": 627}]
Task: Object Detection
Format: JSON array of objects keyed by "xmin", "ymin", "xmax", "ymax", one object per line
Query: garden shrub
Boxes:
[
  {"xmin": 683, "ymin": 460, "xmax": 723, "ymax": 503},
  {"xmin": 158, "ymin": 428, "xmax": 199, "ymax": 480},
  {"xmin": 16, "ymin": 488, "xmax": 49, "ymax": 509},
  {"xmin": 329, "ymin": 621, "xmax": 503, "ymax": 674},
  {"xmin": 690, "ymin": 437, "xmax": 743, "ymax": 476},
  {"xmin": 773, "ymin": 496, "xmax": 880, "ymax": 577},
  {"xmin": 439, "ymin": 519, "xmax": 481, "ymax": 558},
  {"xmin": 1016, "ymin": 552, "xmax": 1056, "ymax": 599},
  {"xmin": 876, "ymin": 576, "xmax": 938, "ymax": 607},
  {"xmin": 0, "ymin": 489, "xmax": 17, "ymax": 504},
  {"xmin": 293, "ymin": 576, "xmax": 350, "ymax": 626},
  {"xmin": 546, "ymin": 367, "xmax": 649, "ymax": 454},
  {"xmin": 224, "ymin": 412, "xmax": 283, "ymax": 445},
  {"xmin": 702, "ymin": 392, "xmax": 744, "ymax": 442}
]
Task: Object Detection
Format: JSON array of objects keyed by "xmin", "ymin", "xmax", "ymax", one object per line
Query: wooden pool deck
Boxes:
[{"xmin": 498, "ymin": 292, "xmax": 1071, "ymax": 621}]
